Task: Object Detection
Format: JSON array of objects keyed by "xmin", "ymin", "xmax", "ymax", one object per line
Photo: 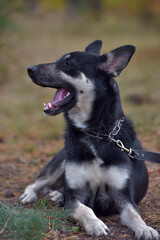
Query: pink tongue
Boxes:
[{"xmin": 51, "ymin": 88, "xmax": 69, "ymax": 105}]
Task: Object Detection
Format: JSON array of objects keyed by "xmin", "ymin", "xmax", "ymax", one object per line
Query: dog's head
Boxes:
[{"xmin": 27, "ymin": 40, "xmax": 135, "ymax": 122}]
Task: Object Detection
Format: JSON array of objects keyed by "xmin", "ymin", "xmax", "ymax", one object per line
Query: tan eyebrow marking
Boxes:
[{"xmin": 65, "ymin": 54, "xmax": 71, "ymax": 60}]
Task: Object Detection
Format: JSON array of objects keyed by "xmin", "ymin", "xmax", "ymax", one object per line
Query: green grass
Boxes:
[
  {"xmin": 0, "ymin": 200, "xmax": 70, "ymax": 240},
  {"xmin": 23, "ymin": 143, "xmax": 36, "ymax": 153}
]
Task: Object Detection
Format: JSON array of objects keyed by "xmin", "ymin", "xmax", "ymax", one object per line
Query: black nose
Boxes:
[{"xmin": 27, "ymin": 65, "xmax": 38, "ymax": 75}]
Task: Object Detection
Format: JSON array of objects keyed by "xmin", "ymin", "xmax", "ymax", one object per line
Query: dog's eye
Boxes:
[{"xmin": 66, "ymin": 61, "xmax": 73, "ymax": 67}]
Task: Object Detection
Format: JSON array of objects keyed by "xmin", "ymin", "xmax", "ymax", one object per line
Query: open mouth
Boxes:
[
  {"xmin": 43, "ymin": 88, "xmax": 72, "ymax": 115},
  {"xmin": 28, "ymin": 69, "xmax": 76, "ymax": 116}
]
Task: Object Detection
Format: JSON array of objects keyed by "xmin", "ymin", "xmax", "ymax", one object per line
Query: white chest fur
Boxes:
[{"xmin": 65, "ymin": 160, "xmax": 130, "ymax": 191}]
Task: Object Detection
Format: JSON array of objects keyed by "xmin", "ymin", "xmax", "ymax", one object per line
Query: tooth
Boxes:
[{"xmin": 48, "ymin": 103, "xmax": 52, "ymax": 108}]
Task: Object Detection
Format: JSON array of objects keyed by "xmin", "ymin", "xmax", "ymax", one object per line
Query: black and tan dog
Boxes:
[{"xmin": 20, "ymin": 40, "xmax": 159, "ymax": 239}]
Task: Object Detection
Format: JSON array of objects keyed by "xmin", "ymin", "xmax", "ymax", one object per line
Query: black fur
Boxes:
[{"xmin": 21, "ymin": 40, "xmax": 159, "ymax": 239}]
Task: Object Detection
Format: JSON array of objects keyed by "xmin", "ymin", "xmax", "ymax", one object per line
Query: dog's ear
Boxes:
[
  {"xmin": 98, "ymin": 45, "xmax": 136, "ymax": 77},
  {"xmin": 85, "ymin": 40, "xmax": 103, "ymax": 55}
]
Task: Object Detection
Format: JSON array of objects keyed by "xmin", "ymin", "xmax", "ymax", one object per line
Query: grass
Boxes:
[
  {"xmin": 0, "ymin": 200, "xmax": 70, "ymax": 240},
  {"xmin": 23, "ymin": 143, "xmax": 36, "ymax": 153}
]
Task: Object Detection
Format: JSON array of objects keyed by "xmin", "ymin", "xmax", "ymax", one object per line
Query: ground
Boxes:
[{"xmin": 0, "ymin": 135, "xmax": 160, "ymax": 240}]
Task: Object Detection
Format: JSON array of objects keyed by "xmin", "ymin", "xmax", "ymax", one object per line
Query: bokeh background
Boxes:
[
  {"xmin": 0, "ymin": 0, "xmax": 160, "ymax": 148},
  {"xmin": 0, "ymin": 1, "xmax": 160, "ymax": 239}
]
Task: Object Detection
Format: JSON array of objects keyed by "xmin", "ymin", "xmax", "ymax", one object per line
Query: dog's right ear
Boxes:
[{"xmin": 85, "ymin": 40, "xmax": 103, "ymax": 55}]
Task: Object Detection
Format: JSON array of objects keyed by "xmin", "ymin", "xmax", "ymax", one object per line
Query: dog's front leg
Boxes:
[
  {"xmin": 65, "ymin": 199, "xmax": 110, "ymax": 236},
  {"xmin": 120, "ymin": 203, "xmax": 160, "ymax": 240},
  {"xmin": 111, "ymin": 191, "xmax": 160, "ymax": 240}
]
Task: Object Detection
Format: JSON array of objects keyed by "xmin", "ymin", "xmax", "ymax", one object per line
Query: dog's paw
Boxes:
[
  {"xmin": 19, "ymin": 188, "xmax": 38, "ymax": 205},
  {"xmin": 135, "ymin": 225, "xmax": 160, "ymax": 240},
  {"xmin": 84, "ymin": 218, "xmax": 110, "ymax": 237},
  {"xmin": 49, "ymin": 190, "xmax": 64, "ymax": 205}
]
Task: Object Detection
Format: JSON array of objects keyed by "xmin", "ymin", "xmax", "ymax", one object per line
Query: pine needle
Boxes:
[{"xmin": 0, "ymin": 200, "xmax": 70, "ymax": 240}]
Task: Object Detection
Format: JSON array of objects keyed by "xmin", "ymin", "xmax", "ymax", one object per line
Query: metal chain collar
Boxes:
[{"xmin": 83, "ymin": 117, "xmax": 135, "ymax": 159}]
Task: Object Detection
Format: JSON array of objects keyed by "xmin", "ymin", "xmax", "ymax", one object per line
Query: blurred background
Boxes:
[{"xmin": 0, "ymin": 0, "xmax": 160, "ymax": 154}]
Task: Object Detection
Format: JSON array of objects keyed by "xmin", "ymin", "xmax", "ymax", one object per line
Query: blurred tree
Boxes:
[
  {"xmin": 39, "ymin": 0, "xmax": 67, "ymax": 11},
  {"xmin": 25, "ymin": 0, "xmax": 39, "ymax": 11},
  {"xmin": 67, "ymin": 0, "xmax": 103, "ymax": 19},
  {"xmin": 0, "ymin": 0, "xmax": 159, "ymax": 21}
]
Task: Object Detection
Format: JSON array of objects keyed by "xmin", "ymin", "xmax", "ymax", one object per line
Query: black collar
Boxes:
[
  {"xmin": 82, "ymin": 117, "xmax": 160, "ymax": 164},
  {"xmin": 82, "ymin": 117, "xmax": 125, "ymax": 141}
]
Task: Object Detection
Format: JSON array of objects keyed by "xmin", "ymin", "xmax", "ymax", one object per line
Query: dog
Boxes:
[{"xmin": 20, "ymin": 40, "xmax": 159, "ymax": 239}]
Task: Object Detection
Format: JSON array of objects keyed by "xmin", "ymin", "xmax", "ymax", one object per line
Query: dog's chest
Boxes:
[{"xmin": 65, "ymin": 160, "xmax": 129, "ymax": 191}]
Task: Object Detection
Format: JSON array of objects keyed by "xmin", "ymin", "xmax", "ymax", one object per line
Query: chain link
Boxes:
[
  {"xmin": 83, "ymin": 117, "xmax": 135, "ymax": 159},
  {"xmin": 108, "ymin": 117, "xmax": 124, "ymax": 141}
]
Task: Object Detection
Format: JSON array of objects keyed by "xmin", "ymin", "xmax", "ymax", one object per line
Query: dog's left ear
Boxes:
[
  {"xmin": 98, "ymin": 45, "xmax": 136, "ymax": 77},
  {"xmin": 85, "ymin": 40, "xmax": 103, "ymax": 55}
]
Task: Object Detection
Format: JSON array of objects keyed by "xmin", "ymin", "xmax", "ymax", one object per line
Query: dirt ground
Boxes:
[{"xmin": 0, "ymin": 134, "xmax": 160, "ymax": 240}]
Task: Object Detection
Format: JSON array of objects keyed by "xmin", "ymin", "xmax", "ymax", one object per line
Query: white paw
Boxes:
[
  {"xmin": 85, "ymin": 218, "xmax": 110, "ymax": 236},
  {"xmin": 135, "ymin": 225, "xmax": 160, "ymax": 240},
  {"xmin": 19, "ymin": 187, "xmax": 38, "ymax": 205},
  {"xmin": 49, "ymin": 190, "xmax": 64, "ymax": 204}
]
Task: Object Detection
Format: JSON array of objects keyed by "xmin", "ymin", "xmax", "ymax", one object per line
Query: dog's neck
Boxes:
[{"xmin": 65, "ymin": 89, "xmax": 124, "ymax": 133}]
